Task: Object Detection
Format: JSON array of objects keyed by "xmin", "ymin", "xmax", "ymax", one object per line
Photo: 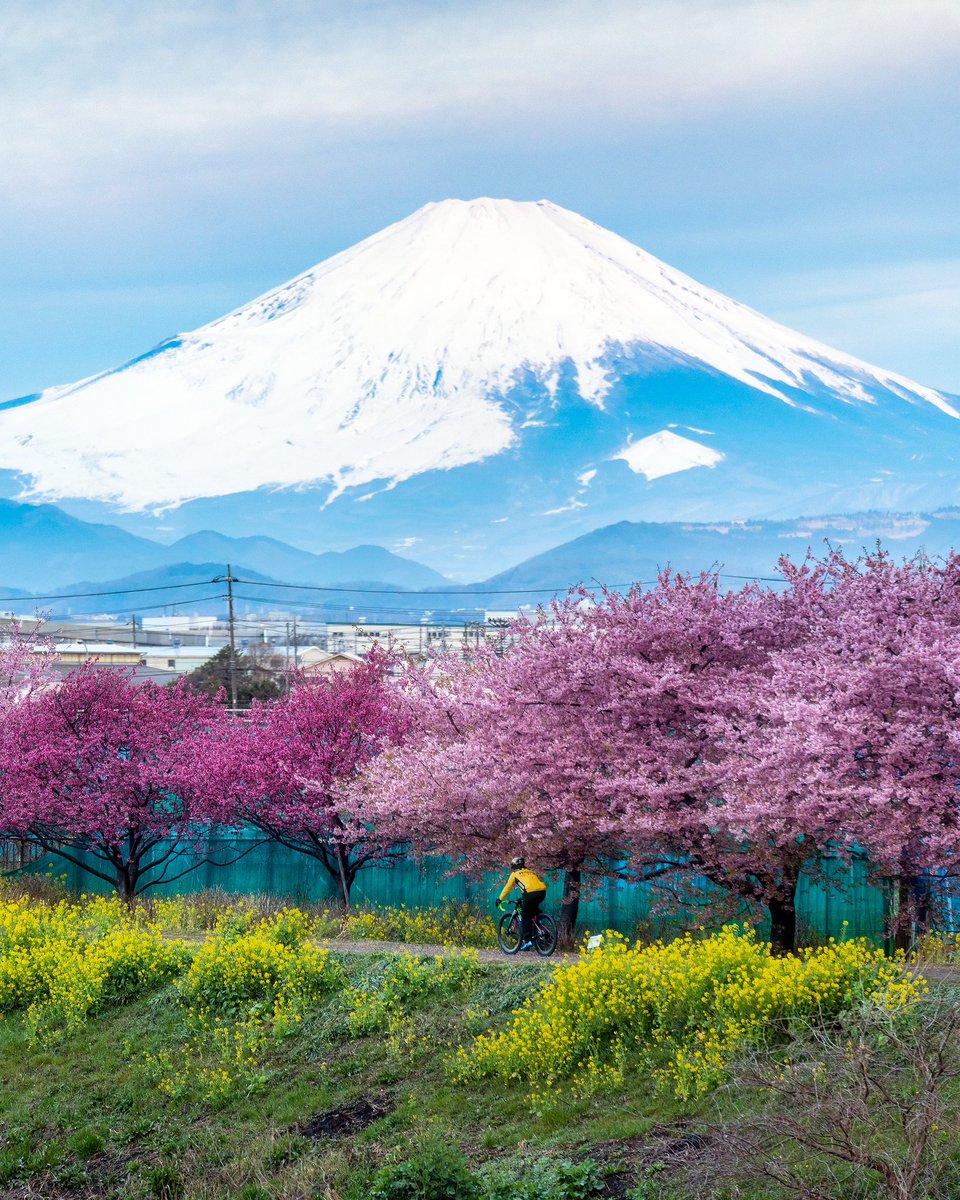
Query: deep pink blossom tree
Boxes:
[
  {"xmin": 210, "ymin": 652, "xmax": 410, "ymax": 908},
  {"xmin": 0, "ymin": 666, "xmax": 238, "ymax": 901}
]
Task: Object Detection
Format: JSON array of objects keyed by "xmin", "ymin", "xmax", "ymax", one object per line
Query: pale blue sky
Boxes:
[{"xmin": 1, "ymin": 0, "xmax": 958, "ymax": 399}]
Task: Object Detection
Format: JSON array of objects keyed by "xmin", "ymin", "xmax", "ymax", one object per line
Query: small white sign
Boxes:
[{"xmin": 586, "ymin": 934, "xmax": 604, "ymax": 950}]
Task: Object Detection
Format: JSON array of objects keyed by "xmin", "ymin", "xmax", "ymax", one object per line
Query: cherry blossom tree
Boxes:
[
  {"xmin": 720, "ymin": 550, "xmax": 960, "ymax": 949},
  {"xmin": 366, "ymin": 554, "xmax": 960, "ymax": 951},
  {"xmin": 0, "ymin": 620, "xmax": 57, "ymax": 873},
  {"xmin": 210, "ymin": 652, "xmax": 410, "ymax": 908},
  {"xmin": 0, "ymin": 619, "xmax": 53, "ymax": 714},
  {"xmin": 360, "ymin": 593, "xmax": 724, "ymax": 944},
  {"xmin": 0, "ymin": 666, "xmax": 238, "ymax": 901}
]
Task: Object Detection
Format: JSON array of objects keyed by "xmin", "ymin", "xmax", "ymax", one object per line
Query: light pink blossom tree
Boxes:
[
  {"xmin": 714, "ymin": 550, "xmax": 960, "ymax": 949},
  {"xmin": 366, "ymin": 554, "xmax": 960, "ymax": 951},
  {"xmin": 0, "ymin": 666, "xmax": 238, "ymax": 901},
  {"xmin": 0, "ymin": 619, "xmax": 58, "ymax": 873}
]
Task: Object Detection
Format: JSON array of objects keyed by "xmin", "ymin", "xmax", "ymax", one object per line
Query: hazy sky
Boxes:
[{"xmin": 1, "ymin": 0, "xmax": 958, "ymax": 399}]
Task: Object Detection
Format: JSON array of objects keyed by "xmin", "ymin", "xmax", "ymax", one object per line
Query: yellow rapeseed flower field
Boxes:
[{"xmin": 456, "ymin": 926, "xmax": 926, "ymax": 1101}]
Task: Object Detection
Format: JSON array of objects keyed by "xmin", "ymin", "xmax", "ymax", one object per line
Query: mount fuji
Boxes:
[{"xmin": 1, "ymin": 198, "xmax": 958, "ymax": 580}]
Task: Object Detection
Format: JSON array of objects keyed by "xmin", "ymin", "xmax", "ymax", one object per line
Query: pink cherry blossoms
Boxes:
[
  {"xmin": 208, "ymin": 650, "xmax": 411, "ymax": 907},
  {"xmin": 2, "ymin": 550, "xmax": 959, "ymax": 949},
  {"xmin": 362, "ymin": 552, "xmax": 960, "ymax": 950},
  {"xmin": 0, "ymin": 666, "xmax": 234, "ymax": 900}
]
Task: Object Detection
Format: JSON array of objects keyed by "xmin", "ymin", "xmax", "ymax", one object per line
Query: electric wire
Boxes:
[{"xmin": 0, "ymin": 569, "xmax": 789, "ymax": 610}]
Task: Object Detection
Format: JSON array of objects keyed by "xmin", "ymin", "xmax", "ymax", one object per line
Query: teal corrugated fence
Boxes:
[{"xmin": 26, "ymin": 831, "xmax": 890, "ymax": 944}]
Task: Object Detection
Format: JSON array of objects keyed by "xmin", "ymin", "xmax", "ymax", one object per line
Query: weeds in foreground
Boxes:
[{"xmin": 697, "ymin": 996, "xmax": 960, "ymax": 1200}]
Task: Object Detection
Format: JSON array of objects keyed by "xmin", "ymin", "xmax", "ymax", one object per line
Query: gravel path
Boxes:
[
  {"xmin": 316, "ymin": 937, "xmax": 572, "ymax": 964},
  {"xmin": 162, "ymin": 930, "xmax": 571, "ymax": 963},
  {"xmin": 916, "ymin": 963, "xmax": 960, "ymax": 985}
]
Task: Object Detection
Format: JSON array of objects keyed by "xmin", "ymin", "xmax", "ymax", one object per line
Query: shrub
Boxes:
[
  {"xmin": 696, "ymin": 997, "xmax": 960, "ymax": 1200},
  {"xmin": 368, "ymin": 1139, "xmax": 481, "ymax": 1200},
  {"xmin": 456, "ymin": 926, "xmax": 926, "ymax": 1100}
]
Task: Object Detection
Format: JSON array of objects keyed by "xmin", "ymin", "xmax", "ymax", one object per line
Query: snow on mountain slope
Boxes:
[{"xmin": 1, "ymin": 197, "xmax": 956, "ymax": 513}]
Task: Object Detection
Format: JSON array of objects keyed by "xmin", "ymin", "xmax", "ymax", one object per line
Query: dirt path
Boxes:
[
  {"xmin": 916, "ymin": 963, "xmax": 960, "ymax": 985},
  {"xmin": 316, "ymin": 937, "xmax": 572, "ymax": 964},
  {"xmin": 163, "ymin": 933, "xmax": 959, "ymax": 980},
  {"xmin": 164, "ymin": 930, "xmax": 571, "ymax": 964}
]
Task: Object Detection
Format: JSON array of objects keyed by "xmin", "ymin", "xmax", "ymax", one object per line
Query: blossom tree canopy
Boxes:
[
  {"xmin": 365, "ymin": 553, "xmax": 960, "ymax": 950},
  {"xmin": 715, "ymin": 550, "xmax": 960, "ymax": 947},
  {"xmin": 0, "ymin": 619, "xmax": 56, "ymax": 714},
  {"xmin": 0, "ymin": 666, "xmax": 236, "ymax": 900},
  {"xmin": 209, "ymin": 650, "xmax": 410, "ymax": 907}
]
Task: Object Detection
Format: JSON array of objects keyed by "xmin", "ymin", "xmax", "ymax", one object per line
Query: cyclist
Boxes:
[{"xmin": 497, "ymin": 856, "xmax": 547, "ymax": 950}]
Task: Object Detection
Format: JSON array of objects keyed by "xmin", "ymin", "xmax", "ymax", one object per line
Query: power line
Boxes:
[
  {"xmin": 0, "ymin": 569, "xmax": 790, "ymax": 611},
  {"xmin": 0, "ymin": 578, "xmax": 222, "ymax": 603},
  {"xmin": 40, "ymin": 593, "xmax": 227, "ymax": 618},
  {"xmin": 234, "ymin": 572, "xmax": 787, "ymax": 595},
  {"xmin": 231, "ymin": 576, "xmax": 634, "ymax": 596}
]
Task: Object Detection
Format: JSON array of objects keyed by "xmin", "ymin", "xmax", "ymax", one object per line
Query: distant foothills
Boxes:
[{"xmin": 2, "ymin": 497, "xmax": 960, "ymax": 624}]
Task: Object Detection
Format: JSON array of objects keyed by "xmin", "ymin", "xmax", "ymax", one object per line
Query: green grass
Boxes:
[{"xmin": 0, "ymin": 951, "xmax": 705, "ymax": 1200}]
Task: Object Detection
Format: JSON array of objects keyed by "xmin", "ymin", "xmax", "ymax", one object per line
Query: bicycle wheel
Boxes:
[
  {"xmin": 533, "ymin": 913, "xmax": 558, "ymax": 957},
  {"xmin": 497, "ymin": 912, "xmax": 522, "ymax": 954}
]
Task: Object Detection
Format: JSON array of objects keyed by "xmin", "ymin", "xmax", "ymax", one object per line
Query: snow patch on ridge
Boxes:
[{"xmin": 615, "ymin": 430, "xmax": 726, "ymax": 481}]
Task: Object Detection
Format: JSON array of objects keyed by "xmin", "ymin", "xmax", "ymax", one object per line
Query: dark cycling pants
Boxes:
[{"xmin": 520, "ymin": 890, "xmax": 546, "ymax": 944}]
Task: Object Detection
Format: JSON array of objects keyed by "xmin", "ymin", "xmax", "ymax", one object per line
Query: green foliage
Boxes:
[
  {"xmin": 345, "ymin": 949, "xmax": 482, "ymax": 1035},
  {"xmin": 368, "ymin": 1139, "xmax": 481, "ymax": 1200},
  {"xmin": 181, "ymin": 645, "xmax": 280, "ymax": 707},
  {"xmin": 479, "ymin": 1156, "xmax": 605, "ymax": 1199},
  {"xmin": 0, "ymin": 1133, "xmax": 62, "ymax": 1187},
  {"xmin": 367, "ymin": 1147, "xmax": 606, "ymax": 1200}
]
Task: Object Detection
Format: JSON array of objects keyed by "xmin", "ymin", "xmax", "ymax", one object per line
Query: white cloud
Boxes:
[
  {"xmin": 1, "ymin": 1, "xmax": 956, "ymax": 203},
  {"xmin": 543, "ymin": 500, "xmax": 587, "ymax": 515}
]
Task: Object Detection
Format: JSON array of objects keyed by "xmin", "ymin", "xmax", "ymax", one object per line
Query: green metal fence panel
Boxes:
[{"xmin": 26, "ymin": 834, "xmax": 890, "ymax": 944}]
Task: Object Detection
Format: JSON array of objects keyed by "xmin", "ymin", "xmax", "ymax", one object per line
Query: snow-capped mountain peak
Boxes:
[{"xmin": 1, "ymin": 197, "xmax": 956, "ymax": 516}]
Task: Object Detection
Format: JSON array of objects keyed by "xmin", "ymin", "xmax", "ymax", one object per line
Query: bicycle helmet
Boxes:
[{"xmin": 510, "ymin": 855, "xmax": 525, "ymax": 869}]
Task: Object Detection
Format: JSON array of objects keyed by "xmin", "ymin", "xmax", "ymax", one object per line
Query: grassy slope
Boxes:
[{"xmin": 0, "ymin": 952, "xmax": 700, "ymax": 1200}]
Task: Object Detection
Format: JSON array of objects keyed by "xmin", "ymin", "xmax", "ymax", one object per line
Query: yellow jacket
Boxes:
[{"xmin": 499, "ymin": 868, "xmax": 547, "ymax": 902}]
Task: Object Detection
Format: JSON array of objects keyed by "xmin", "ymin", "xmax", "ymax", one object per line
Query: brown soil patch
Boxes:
[{"xmin": 297, "ymin": 1095, "xmax": 392, "ymax": 1140}]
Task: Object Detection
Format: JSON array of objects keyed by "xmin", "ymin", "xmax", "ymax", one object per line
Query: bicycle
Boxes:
[{"xmin": 496, "ymin": 896, "xmax": 558, "ymax": 957}]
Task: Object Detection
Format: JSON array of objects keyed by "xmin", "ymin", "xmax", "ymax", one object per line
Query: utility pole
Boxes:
[
  {"xmin": 212, "ymin": 564, "xmax": 239, "ymax": 709},
  {"xmin": 292, "ymin": 617, "xmax": 299, "ymax": 669},
  {"xmin": 130, "ymin": 614, "xmax": 137, "ymax": 648}
]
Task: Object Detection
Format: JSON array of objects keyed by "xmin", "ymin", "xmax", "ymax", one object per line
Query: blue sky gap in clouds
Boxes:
[{"xmin": 0, "ymin": 0, "xmax": 957, "ymax": 398}]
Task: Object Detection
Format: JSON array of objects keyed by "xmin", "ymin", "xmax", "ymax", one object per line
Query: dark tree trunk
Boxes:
[
  {"xmin": 767, "ymin": 896, "xmax": 797, "ymax": 956},
  {"xmin": 893, "ymin": 874, "xmax": 913, "ymax": 953},
  {"xmin": 117, "ymin": 861, "xmax": 138, "ymax": 908},
  {"xmin": 334, "ymin": 845, "xmax": 354, "ymax": 910},
  {"xmin": 557, "ymin": 867, "xmax": 582, "ymax": 949}
]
